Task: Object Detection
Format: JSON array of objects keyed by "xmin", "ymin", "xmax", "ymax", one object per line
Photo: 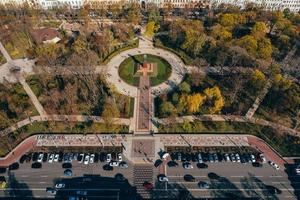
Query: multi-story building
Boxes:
[{"xmin": 0, "ymin": 0, "xmax": 299, "ymax": 12}]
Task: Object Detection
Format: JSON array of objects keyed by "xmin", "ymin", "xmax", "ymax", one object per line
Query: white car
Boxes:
[
  {"xmin": 106, "ymin": 154, "xmax": 112, "ymax": 163},
  {"xmin": 224, "ymin": 154, "xmax": 230, "ymax": 162},
  {"xmin": 48, "ymin": 154, "xmax": 54, "ymax": 163},
  {"xmin": 158, "ymin": 176, "xmax": 169, "ymax": 182},
  {"xmin": 235, "ymin": 154, "xmax": 241, "ymax": 163},
  {"xmin": 78, "ymin": 153, "xmax": 84, "ymax": 163},
  {"xmin": 84, "ymin": 155, "xmax": 90, "ymax": 165},
  {"xmin": 250, "ymin": 154, "xmax": 256, "ymax": 163},
  {"xmin": 55, "ymin": 183, "xmax": 65, "ymax": 189},
  {"xmin": 259, "ymin": 154, "xmax": 267, "ymax": 163},
  {"xmin": 89, "ymin": 154, "xmax": 95, "ymax": 164},
  {"xmin": 109, "ymin": 161, "xmax": 119, "ymax": 167},
  {"xmin": 295, "ymin": 165, "xmax": 300, "ymax": 174},
  {"xmin": 162, "ymin": 152, "xmax": 170, "ymax": 160},
  {"xmin": 117, "ymin": 153, "xmax": 122, "ymax": 162},
  {"xmin": 197, "ymin": 153, "xmax": 203, "ymax": 163},
  {"xmin": 37, "ymin": 153, "xmax": 44, "ymax": 163},
  {"xmin": 269, "ymin": 161, "xmax": 280, "ymax": 170},
  {"xmin": 54, "ymin": 154, "xmax": 59, "ymax": 162}
]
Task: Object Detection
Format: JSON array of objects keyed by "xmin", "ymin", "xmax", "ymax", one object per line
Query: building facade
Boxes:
[{"xmin": 0, "ymin": 0, "xmax": 299, "ymax": 12}]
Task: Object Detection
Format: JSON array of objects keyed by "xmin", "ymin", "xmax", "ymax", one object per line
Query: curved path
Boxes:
[{"xmin": 104, "ymin": 37, "xmax": 186, "ymax": 98}]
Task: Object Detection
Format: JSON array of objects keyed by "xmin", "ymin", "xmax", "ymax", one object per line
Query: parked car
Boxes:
[
  {"xmin": 197, "ymin": 163, "xmax": 208, "ymax": 169},
  {"xmin": 48, "ymin": 154, "xmax": 54, "ymax": 163},
  {"xmin": 259, "ymin": 154, "xmax": 267, "ymax": 163},
  {"xmin": 64, "ymin": 169, "xmax": 73, "ymax": 176},
  {"xmin": 177, "ymin": 152, "xmax": 182, "ymax": 162},
  {"xmin": 63, "ymin": 154, "xmax": 69, "ymax": 163},
  {"xmin": 117, "ymin": 153, "xmax": 122, "ymax": 162},
  {"xmin": 158, "ymin": 174, "xmax": 169, "ymax": 182},
  {"xmin": 269, "ymin": 161, "xmax": 280, "ymax": 170},
  {"xmin": 19, "ymin": 154, "xmax": 27, "ymax": 164},
  {"xmin": 109, "ymin": 161, "xmax": 119, "ymax": 167},
  {"xmin": 46, "ymin": 187, "xmax": 57, "ymax": 195},
  {"xmin": 99, "ymin": 152, "xmax": 106, "ymax": 162},
  {"xmin": 55, "ymin": 183, "xmax": 65, "ymax": 189},
  {"xmin": 37, "ymin": 153, "xmax": 44, "ymax": 163},
  {"xmin": 31, "ymin": 162, "xmax": 42, "ymax": 169},
  {"xmin": 54, "ymin": 154, "xmax": 59, "ymax": 162},
  {"xmin": 162, "ymin": 152, "xmax": 170, "ymax": 160},
  {"xmin": 32, "ymin": 153, "xmax": 39, "ymax": 162},
  {"xmin": 78, "ymin": 153, "xmax": 84, "ymax": 163},
  {"xmin": 197, "ymin": 153, "xmax": 203, "ymax": 163},
  {"xmin": 62, "ymin": 163, "xmax": 72, "ymax": 169},
  {"xmin": 84, "ymin": 155, "xmax": 90, "ymax": 165},
  {"xmin": 224, "ymin": 154, "xmax": 230, "ymax": 162},
  {"xmin": 198, "ymin": 181, "xmax": 210, "ymax": 189},
  {"xmin": 119, "ymin": 161, "xmax": 128, "ymax": 169},
  {"xmin": 252, "ymin": 162, "xmax": 263, "ymax": 167},
  {"xmin": 184, "ymin": 174, "xmax": 195, "ymax": 182},
  {"xmin": 295, "ymin": 165, "xmax": 300, "ymax": 174},
  {"xmin": 250, "ymin": 154, "xmax": 256, "ymax": 163},
  {"xmin": 115, "ymin": 173, "xmax": 125, "ymax": 181},
  {"xmin": 235, "ymin": 154, "xmax": 241, "ymax": 163},
  {"xmin": 103, "ymin": 164, "xmax": 113, "ymax": 171},
  {"xmin": 183, "ymin": 162, "xmax": 193, "ymax": 169},
  {"xmin": 143, "ymin": 181, "xmax": 154, "ymax": 190},
  {"xmin": 230, "ymin": 154, "xmax": 236, "ymax": 162},
  {"xmin": 9, "ymin": 162, "xmax": 19, "ymax": 170},
  {"xmin": 106, "ymin": 154, "xmax": 112, "ymax": 163},
  {"xmin": 208, "ymin": 154, "xmax": 214, "ymax": 162},
  {"xmin": 42, "ymin": 153, "xmax": 48, "ymax": 162},
  {"xmin": 167, "ymin": 161, "xmax": 179, "ymax": 168},
  {"xmin": 89, "ymin": 154, "xmax": 95, "ymax": 164},
  {"xmin": 154, "ymin": 159, "xmax": 163, "ymax": 168},
  {"xmin": 213, "ymin": 153, "xmax": 219, "ymax": 162}
]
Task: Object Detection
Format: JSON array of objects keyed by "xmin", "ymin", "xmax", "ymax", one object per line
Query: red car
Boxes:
[{"xmin": 143, "ymin": 182, "xmax": 154, "ymax": 190}]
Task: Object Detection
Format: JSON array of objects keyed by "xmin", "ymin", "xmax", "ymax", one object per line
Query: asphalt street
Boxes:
[{"xmin": 0, "ymin": 158, "xmax": 299, "ymax": 199}]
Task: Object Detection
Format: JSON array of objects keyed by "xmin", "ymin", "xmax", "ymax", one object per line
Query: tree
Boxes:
[
  {"xmin": 257, "ymin": 38, "xmax": 273, "ymax": 59},
  {"xmin": 179, "ymin": 93, "xmax": 206, "ymax": 113},
  {"xmin": 102, "ymin": 101, "xmax": 120, "ymax": 121},
  {"xmin": 273, "ymin": 74, "xmax": 292, "ymax": 91},
  {"xmin": 211, "ymin": 24, "xmax": 232, "ymax": 41},
  {"xmin": 179, "ymin": 81, "xmax": 191, "ymax": 93},
  {"xmin": 251, "ymin": 22, "xmax": 268, "ymax": 39},
  {"xmin": 204, "ymin": 86, "xmax": 224, "ymax": 114},
  {"xmin": 160, "ymin": 101, "xmax": 176, "ymax": 117},
  {"xmin": 126, "ymin": 3, "xmax": 141, "ymax": 25},
  {"xmin": 145, "ymin": 21, "xmax": 156, "ymax": 38},
  {"xmin": 236, "ymin": 35, "xmax": 258, "ymax": 56},
  {"xmin": 250, "ymin": 70, "xmax": 266, "ymax": 89}
]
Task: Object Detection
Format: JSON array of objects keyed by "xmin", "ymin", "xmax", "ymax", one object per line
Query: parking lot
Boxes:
[{"xmin": 0, "ymin": 147, "xmax": 299, "ymax": 199}]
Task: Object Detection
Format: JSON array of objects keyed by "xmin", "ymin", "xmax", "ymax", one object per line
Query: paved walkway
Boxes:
[
  {"xmin": 103, "ymin": 36, "xmax": 186, "ymax": 98},
  {"xmin": 0, "ymin": 134, "xmax": 292, "ymax": 169},
  {"xmin": 245, "ymin": 81, "xmax": 271, "ymax": 119},
  {"xmin": 17, "ymin": 75, "xmax": 47, "ymax": 116},
  {"xmin": 0, "ymin": 41, "xmax": 11, "ymax": 61},
  {"xmin": 157, "ymin": 115, "xmax": 300, "ymax": 136}
]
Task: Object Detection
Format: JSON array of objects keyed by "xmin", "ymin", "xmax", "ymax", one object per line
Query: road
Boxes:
[{"xmin": 1, "ymin": 158, "xmax": 299, "ymax": 199}]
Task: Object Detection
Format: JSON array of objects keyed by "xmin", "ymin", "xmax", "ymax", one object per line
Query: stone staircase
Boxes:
[{"xmin": 133, "ymin": 164, "xmax": 155, "ymax": 199}]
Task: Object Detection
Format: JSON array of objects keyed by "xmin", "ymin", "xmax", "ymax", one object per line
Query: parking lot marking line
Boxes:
[
  {"xmin": 254, "ymin": 175, "xmax": 263, "ymax": 178},
  {"xmin": 41, "ymin": 175, "xmax": 48, "ymax": 177},
  {"xmin": 230, "ymin": 175, "xmax": 244, "ymax": 178},
  {"xmin": 270, "ymin": 175, "xmax": 283, "ymax": 178},
  {"xmin": 21, "ymin": 175, "xmax": 28, "ymax": 177}
]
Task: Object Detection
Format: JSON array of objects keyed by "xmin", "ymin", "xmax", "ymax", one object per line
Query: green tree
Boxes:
[
  {"xmin": 160, "ymin": 101, "xmax": 176, "ymax": 117},
  {"xmin": 252, "ymin": 22, "xmax": 268, "ymax": 39},
  {"xmin": 179, "ymin": 81, "xmax": 191, "ymax": 93},
  {"xmin": 257, "ymin": 38, "xmax": 273, "ymax": 59},
  {"xmin": 251, "ymin": 70, "xmax": 266, "ymax": 89},
  {"xmin": 204, "ymin": 86, "xmax": 224, "ymax": 114},
  {"xmin": 236, "ymin": 35, "xmax": 258, "ymax": 56}
]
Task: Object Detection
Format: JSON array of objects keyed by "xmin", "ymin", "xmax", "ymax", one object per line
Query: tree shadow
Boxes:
[
  {"xmin": 55, "ymin": 174, "xmax": 138, "ymax": 200},
  {"xmin": 240, "ymin": 173, "xmax": 279, "ymax": 200},
  {"xmin": 151, "ymin": 180, "xmax": 193, "ymax": 199},
  {"xmin": 284, "ymin": 160, "xmax": 300, "ymax": 200},
  {"xmin": 5, "ymin": 170, "xmax": 33, "ymax": 199},
  {"xmin": 208, "ymin": 172, "xmax": 244, "ymax": 199}
]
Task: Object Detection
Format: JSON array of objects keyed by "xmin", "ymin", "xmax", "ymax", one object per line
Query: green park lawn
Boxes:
[{"xmin": 118, "ymin": 54, "xmax": 171, "ymax": 86}]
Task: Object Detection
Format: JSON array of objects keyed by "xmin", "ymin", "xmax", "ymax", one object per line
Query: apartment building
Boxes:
[{"xmin": 0, "ymin": 0, "xmax": 299, "ymax": 12}]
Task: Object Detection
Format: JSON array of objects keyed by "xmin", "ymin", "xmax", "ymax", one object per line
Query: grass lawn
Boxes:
[
  {"xmin": 158, "ymin": 121, "xmax": 300, "ymax": 157},
  {"xmin": 0, "ymin": 121, "xmax": 129, "ymax": 157},
  {"xmin": 118, "ymin": 54, "xmax": 172, "ymax": 86}
]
